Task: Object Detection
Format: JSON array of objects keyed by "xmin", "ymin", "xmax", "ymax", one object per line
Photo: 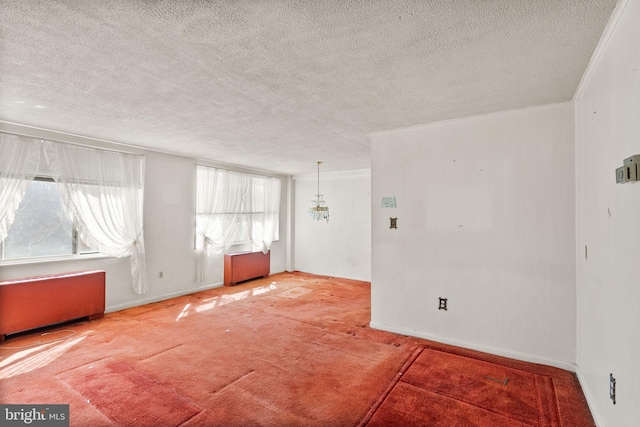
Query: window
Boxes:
[
  {"xmin": 0, "ymin": 135, "xmax": 147, "ymax": 292},
  {"xmin": 232, "ymin": 175, "xmax": 275, "ymax": 243},
  {"xmin": 195, "ymin": 165, "xmax": 280, "ymax": 255},
  {"xmin": 1, "ymin": 178, "xmax": 95, "ymax": 261}
]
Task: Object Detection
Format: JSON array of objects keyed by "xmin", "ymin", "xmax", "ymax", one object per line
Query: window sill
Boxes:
[
  {"xmin": 229, "ymin": 239, "xmax": 281, "ymax": 246},
  {"xmin": 0, "ymin": 253, "xmax": 113, "ymax": 267}
]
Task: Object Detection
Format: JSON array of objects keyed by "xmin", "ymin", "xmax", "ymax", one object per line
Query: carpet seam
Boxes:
[
  {"xmin": 399, "ymin": 380, "xmax": 540, "ymax": 427},
  {"xmin": 138, "ymin": 343, "xmax": 184, "ymax": 361},
  {"xmin": 394, "ymin": 347, "xmax": 562, "ymax": 426},
  {"xmin": 549, "ymin": 378, "xmax": 562, "ymax": 427},
  {"xmin": 356, "ymin": 346, "xmax": 425, "ymax": 427},
  {"xmin": 304, "ymin": 338, "xmax": 402, "ymax": 363},
  {"xmin": 177, "ymin": 408, "xmax": 206, "ymax": 427},
  {"xmin": 421, "ymin": 343, "xmax": 563, "ymax": 377},
  {"xmin": 54, "ymin": 356, "xmax": 113, "ymax": 376},
  {"xmin": 59, "ymin": 360, "xmax": 204, "ymax": 426},
  {"xmin": 251, "ymin": 356, "xmax": 290, "ymax": 373},
  {"xmin": 210, "ymin": 369, "xmax": 256, "ymax": 396},
  {"xmin": 277, "ymin": 318, "xmax": 404, "ymax": 362},
  {"xmin": 275, "ymin": 326, "xmax": 389, "ymax": 360},
  {"xmin": 266, "ymin": 312, "xmax": 328, "ymax": 328},
  {"xmin": 533, "ymin": 373, "xmax": 564, "ymax": 426}
]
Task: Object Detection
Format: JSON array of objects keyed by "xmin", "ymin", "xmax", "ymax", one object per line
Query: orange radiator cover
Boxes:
[
  {"xmin": 0, "ymin": 270, "xmax": 106, "ymax": 341},
  {"xmin": 224, "ymin": 251, "xmax": 270, "ymax": 286}
]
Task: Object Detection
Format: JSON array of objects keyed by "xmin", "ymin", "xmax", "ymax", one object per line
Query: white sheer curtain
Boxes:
[
  {"xmin": 0, "ymin": 134, "xmax": 41, "ymax": 242},
  {"xmin": 250, "ymin": 176, "xmax": 281, "ymax": 253},
  {"xmin": 195, "ymin": 166, "xmax": 246, "ymax": 282},
  {"xmin": 44, "ymin": 141, "xmax": 148, "ymax": 294},
  {"xmin": 195, "ymin": 165, "xmax": 281, "ymax": 283}
]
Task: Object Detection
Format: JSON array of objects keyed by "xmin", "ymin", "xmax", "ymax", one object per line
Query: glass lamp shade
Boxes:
[{"xmin": 309, "ymin": 194, "xmax": 329, "ymax": 222}]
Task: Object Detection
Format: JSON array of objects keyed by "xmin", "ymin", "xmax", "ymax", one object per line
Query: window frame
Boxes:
[
  {"xmin": 0, "ymin": 176, "xmax": 101, "ymax": 264},
  {"xmin": 195, "ymin": 165, "xmax": 281, "ymax": 249}
]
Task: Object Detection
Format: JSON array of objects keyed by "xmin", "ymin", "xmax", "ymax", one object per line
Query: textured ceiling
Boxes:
[{"xmin": 0, "ymin": 0, "xmax": 618, "ymax": 175}]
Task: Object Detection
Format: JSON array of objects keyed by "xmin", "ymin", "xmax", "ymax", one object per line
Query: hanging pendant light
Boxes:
[{"xmin": 308, "ymin": 161, "xmax": 329, "ymax": 222}]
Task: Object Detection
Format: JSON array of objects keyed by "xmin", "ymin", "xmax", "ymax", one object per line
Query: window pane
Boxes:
[
  {"xmin": 3, "ymin": 180, "xmax": 74, "ymax": 259},
  {"xmin": 235, "ymin": 214, "xmax": 250, "ymax": 242},
  {"xmin": 252, "ymin": 178, "xmax": 265, "ymax": 212},
  {"xmin": 78, "ymin": 237, "xmax": 95, "ymax": 254}
]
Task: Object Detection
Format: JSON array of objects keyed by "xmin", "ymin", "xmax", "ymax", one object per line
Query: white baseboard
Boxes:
[
  {"xmin": 106, "ymin": 282, "xmax": 224, "ymax": 313},
  {"xmin": 369, "ymin": 321, "xmax": 577, "ymax": 373},
  {"xmin": 575, "ymin": 364, "xmax": 603, "ymax": 427}
]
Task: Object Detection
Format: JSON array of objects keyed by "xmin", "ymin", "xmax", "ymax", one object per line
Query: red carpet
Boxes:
[
  {"xmin": 58, "ymin": 360, "xmax": 201, "ymax": 426},
  {"xmin": 364, "ymin": 347, "xmax": 564, "ymax": 426},
  {"xmin": 0, "ymin": 272, "xmax": 594, "ymax": 426}
]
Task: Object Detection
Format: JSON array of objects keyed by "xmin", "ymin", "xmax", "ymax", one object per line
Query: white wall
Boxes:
[
  {"xmin": 293, "ymin": 170, "xmax": 371, "ymax": 281},
  {"xmin": 370, "ymin": 103, "xmax": 576, "ymax": 369},
  {"xmin": 0, "ymin": 123, "xmax": 288, "ymax": 312},
  {"xmin": 574, "ymin": 0, "xmax": 640, "ymax": 425}
]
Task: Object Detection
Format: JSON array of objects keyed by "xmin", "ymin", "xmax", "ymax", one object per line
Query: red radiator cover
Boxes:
[
  {"xmin": 0, "ymin": 270, "xmax": 106, "ymax": 341},
  {"xmin": 224, "ymin": 251, "xmax": 270, "ymax": 286}
]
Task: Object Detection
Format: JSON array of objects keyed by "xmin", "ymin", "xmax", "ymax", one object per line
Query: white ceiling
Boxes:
[{"xmin": 0, "ymin": 0, "xmax": 618, "ymax": 175}]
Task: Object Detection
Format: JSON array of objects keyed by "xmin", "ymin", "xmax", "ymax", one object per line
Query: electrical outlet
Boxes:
[
  {"xmin": 438, "ymin": 297, "xmax": 448, "ymax": 311},
  {"xmin": 610, "ymin": 373, "xmax": 616, "ymax": 404}
]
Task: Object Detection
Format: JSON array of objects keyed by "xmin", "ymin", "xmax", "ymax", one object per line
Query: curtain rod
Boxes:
[
  {"xmin": 1, "ymin": 121, "xmax": 287, "ymax": 178},
  {"xmin": 0, "ymin": 123, "xmax": 141, "ymax": 155}
]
